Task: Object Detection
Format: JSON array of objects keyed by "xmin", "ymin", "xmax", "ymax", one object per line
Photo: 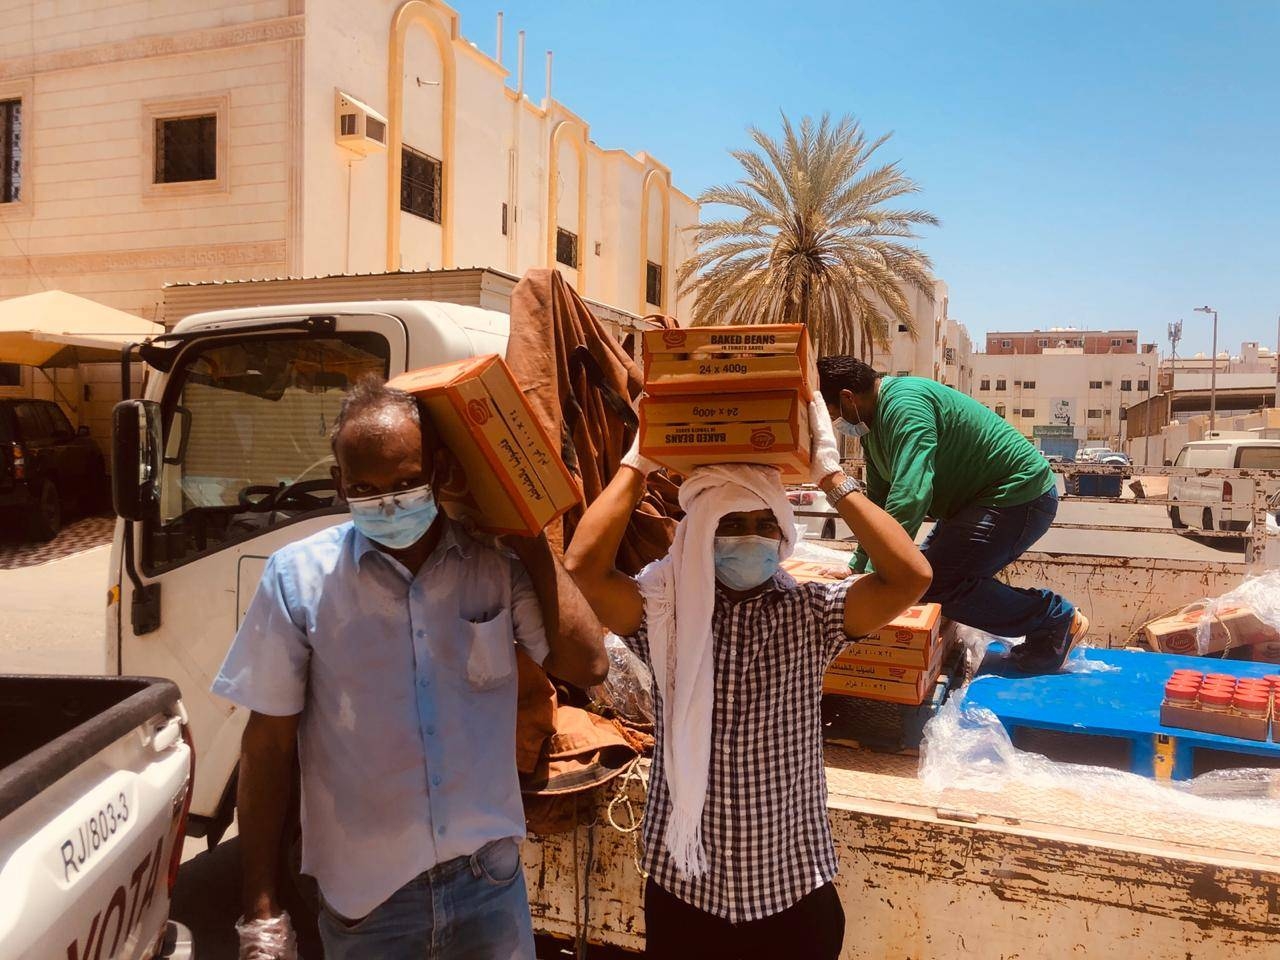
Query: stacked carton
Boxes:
[
  {"xmin": 825, "ymin": 604, "xmax": 948, "ymax": 705},
  {"xmin": 1159, "ymin": 670, "xmax": 1278, "ymax": 742},
  {"xmin": 1141, "ymin": 603, "xmax": 1280, "ymax": 657},
  {"xmin": 388, "ymin": 355, "xmax": 580, "ymax": 537},
  {"xmin": 639, "ymin": 325, "xmax": 818, "ymax": 480}
]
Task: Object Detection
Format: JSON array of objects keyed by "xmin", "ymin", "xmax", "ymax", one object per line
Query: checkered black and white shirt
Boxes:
[{"xmin": 623, "ymin": 570, "xmax": 854, "ymax": 922}]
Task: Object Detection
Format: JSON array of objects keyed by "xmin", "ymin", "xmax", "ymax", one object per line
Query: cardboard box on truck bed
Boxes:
[
  {"xmin": 642, "ymin": 325, "xmax": 819, "ymax": 399},
  {"xmin": 1141, "ymin": 603, "xmax": 1280, "ymax": 656},
  {"xmin": 639, "ymin": 391, "xmax": 812, "ymax": 481},
  {"xmin": 388, "ymin": 355, "xmax": 580, "ymax": 537}
]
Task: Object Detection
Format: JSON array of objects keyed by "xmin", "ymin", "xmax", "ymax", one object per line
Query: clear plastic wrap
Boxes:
[
  {"xmin": 236, "ymin": 912, "xmax": 299, "ymax": 960},
  {"xmin": 594, "ymin": 633, "xmax": 655, "ymax": 725},
  {"xmin": 1194, "ymin": 568, "xmax": 1280, "ymax": 654},
  {"xmin": 919, "ymin": 686, "xmax": 1280, "ymax": 827}
]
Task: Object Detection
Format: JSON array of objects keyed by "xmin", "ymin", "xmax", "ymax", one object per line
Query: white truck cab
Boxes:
[
  {"xmin": 1167, "ymin": 437, "xmax": 1280, "ymax": 532},
  {"xmin": 107, "ymin": 301, "xmax": 512, "ymax": 832}
]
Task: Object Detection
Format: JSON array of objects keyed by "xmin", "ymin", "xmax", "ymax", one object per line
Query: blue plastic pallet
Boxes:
[{"xmin": 965, "ymin": 646, "xmax": 1280, "ymax": 780}]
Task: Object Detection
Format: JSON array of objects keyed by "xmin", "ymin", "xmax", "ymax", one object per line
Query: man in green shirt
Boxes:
[{"xmin": 817, "ymin": 356, "xmax": 1087, "ymax": 673}]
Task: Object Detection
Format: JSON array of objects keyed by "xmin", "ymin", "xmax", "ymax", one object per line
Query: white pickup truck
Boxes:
[{"xmin": 0, "ymin": 675, "xmax": 194, "ymax": 960}]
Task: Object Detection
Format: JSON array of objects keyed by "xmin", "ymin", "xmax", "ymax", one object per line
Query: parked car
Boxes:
[
  {"xmin": 0, "ymin": 674, "xmax": 194, "ymax": 959},
  {"xmin": 1098, "ymin": 452, "xmax": 1132, "ymax": 466},
  {"xmin": 1076, "ymin": 446, "xmax": 1115, "ymax": 463},
  {"xmin": 1167, "ymin": 439, "xmax": 1280, "ymax": 532},
  {"xmin": 0, "ymin": 399, "xmax": 107, "ymax": 540}
]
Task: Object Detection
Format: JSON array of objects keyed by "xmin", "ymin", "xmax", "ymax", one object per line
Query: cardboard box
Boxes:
[
  {"xmin": 822, "ymin": 667, "xmax": 944, "ymax": 705},
  {"xmin": 388, "ymin": 355, "xmax": 581, "ymax": 537},
  {"xmin": 1142, "ymin": 603, "xmax": 1280, "ymax": 656},
  {"xmin": 639, "ymin": 391, "xmax": 811, "ymax": 480},
  {"xmin": 781, "ymin": 559, "xmax": 847, "ymax": 585},
  {"xmin": 864, "ymin": 604, "xmax": 943, "ymax": 653},
  {"xmin": 1159, "ymin": 700, "xmax": 1271, "ymax": 743},
  {"xmin": 826, "ymin": 643, "xmax": 944, "ymax": 685},
  {"xmin": 642, "ymin": 325, "xmax": 819, "ymax": 399}
]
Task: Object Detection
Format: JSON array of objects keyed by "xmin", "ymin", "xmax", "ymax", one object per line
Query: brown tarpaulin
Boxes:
[
  {"xmin": 506, "ymin": 270, "xmax": 680, "ymax": 830},
  {"xmin": 506, "ymin": 268, "xmax": 681, "ymax": 572}
]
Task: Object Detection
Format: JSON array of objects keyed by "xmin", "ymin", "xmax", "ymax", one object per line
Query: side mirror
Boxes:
[
  {"xmin": 112, "ymin": 400, "xmax": 162, "ymax": 521},
  {"xmin": 76, "ymin": 424, "xmax": 90, "ymax": 438},
  {"xmin": 1164, "ymin": 459, "xmax": 1173, "ymax": 467}
]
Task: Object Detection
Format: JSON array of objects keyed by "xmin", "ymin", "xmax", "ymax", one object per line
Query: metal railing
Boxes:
[{"xmin": 794, "ymin": 462, "xmax": 1280, "ymax": 573}]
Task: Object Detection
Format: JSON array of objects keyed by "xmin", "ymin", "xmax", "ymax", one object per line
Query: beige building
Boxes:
[
  {"xmin": 0, "ymin": 0, "xmax": 697, "ymax": 323},
  {"xmin": 873, "ymin": 280, "xmax": 975, "ymax": 388},
  {"xmin": 972, "ymin": 345, "xmax": 1158, "ymax": 456}
]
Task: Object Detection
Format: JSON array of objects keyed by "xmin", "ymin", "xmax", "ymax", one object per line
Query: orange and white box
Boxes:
[
  {"xmin": 389, "ymin": 354, "xmax": 581, "ymax": 537},
  {"xmin": 642, "ymin": 325, "xmax": 819, "ymax": 399},
  {"xmin": 639, "ymin": 391, "xmax": 811, "ymax": 481}
]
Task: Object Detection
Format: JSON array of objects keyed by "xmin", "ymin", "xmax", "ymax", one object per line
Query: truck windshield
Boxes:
[{"xmin": 144, "ymin": 331, "xmax": 389, "ymax": 571}]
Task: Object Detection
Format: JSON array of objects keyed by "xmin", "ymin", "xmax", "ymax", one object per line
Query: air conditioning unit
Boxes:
[{"xmin": 335, "ymin": 90, "xmax": 388, "ymax": 156}]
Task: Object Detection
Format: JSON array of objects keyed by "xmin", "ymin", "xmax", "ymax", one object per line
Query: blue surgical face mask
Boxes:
[
  {"xmin": 347, "ymin": 483, "xmax": 438, "ymax": 550},
  {"xmin": 835, "ymin": 396, "xmax": 870, "ymax": 439},
  {"xmin": 713, "ymin": 535, "xmax": 782, "ymax": 591}
]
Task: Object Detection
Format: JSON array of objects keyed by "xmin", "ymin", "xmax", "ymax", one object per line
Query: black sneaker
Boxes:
[{"xmin": 1008, "ymin": 610, "xmax": 1090, "ymax": 674}]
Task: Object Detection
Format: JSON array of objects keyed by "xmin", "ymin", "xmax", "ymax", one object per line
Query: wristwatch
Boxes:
[{"xmin": 825, "ymin": 475, "xmax": 865, "ymax": 509}]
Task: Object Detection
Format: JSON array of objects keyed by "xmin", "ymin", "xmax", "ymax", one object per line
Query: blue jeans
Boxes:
[
  {"xmin": 921, "ymin": 489, "xmax": 1075, "ymax": 653},
  {"xmin": 318, "ymin": 837, "xmax": 535, "ymax": 960}
]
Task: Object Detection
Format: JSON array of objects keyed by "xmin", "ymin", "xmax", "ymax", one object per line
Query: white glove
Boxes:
[
  {"xmin": 621, "ymin": 434, "xmax": 662, "ymax": 477},
  {"xmin": 236, "ymin": 912, "xmax": 299, "ymax": 960},
  {"xmin": 809, "ymin": 396, "xmax": 842, "ymax": 485}
]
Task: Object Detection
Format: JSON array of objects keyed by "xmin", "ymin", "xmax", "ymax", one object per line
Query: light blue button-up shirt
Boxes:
[{"xmin": 212, "ymin": 520, "xmax": 548, "ymax": 917}]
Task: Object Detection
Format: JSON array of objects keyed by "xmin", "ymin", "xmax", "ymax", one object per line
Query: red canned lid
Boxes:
[
  {"xmin": 1164, "ymin": 681, "xmax": 1199, "ymax": 700},
  {"xmin": 1199, "ymin": 679, "xmax": 1237, "ymax": 691},
  {"xmin": 1233, "ymin": 692, "xmax": 1269, "ymax": 711},
  {"xmin": 1199, "ymin": 688, "xmax": 1234, "ymax": 707},
  {"xmin": 1264, "ymin": 674, "xmax": 1280, "ymax": 686},
  {"xmin": 1205, "ymin": 673, "xmax": 1237, "ymax": 684},
  {"xmin": 1235, "ymin": 679, "xmax": 1270, "ymax": 690},
  {"xmin": 1171, "ymin": 668, "xmax": 1203, "ymax": 679}
]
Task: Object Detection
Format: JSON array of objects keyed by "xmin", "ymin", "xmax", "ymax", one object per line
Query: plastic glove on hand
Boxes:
[
  {"xmin": 236, "ymin": 912, "xmax": 299, "ymax": 960},
  {"xmin": 808, "ymin": 396, "xmax": 842, "ymax": 485},
  {"xmin": 620, "ymin": 435, "xmax": 662, "ymax": 477}
]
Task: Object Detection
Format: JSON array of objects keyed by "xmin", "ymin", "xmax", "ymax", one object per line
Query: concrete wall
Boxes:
[
  {"xmin": 877, "ymin": 280, "xmax": 949, "ymax": 380},
  {"xmin": 985, "ymin": 330, "xmax": 1140, "ymax": 355}
]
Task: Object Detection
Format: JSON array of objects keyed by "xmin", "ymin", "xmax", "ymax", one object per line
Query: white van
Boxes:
[{"xmin": 1167, "ymin": 438, "xmax": 1280, "ymax": 532}]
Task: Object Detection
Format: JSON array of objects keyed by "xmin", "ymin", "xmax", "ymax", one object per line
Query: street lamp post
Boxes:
[{"xmin": 1195, "ymin": 305, "xmax": 1219, "ymax": 436}]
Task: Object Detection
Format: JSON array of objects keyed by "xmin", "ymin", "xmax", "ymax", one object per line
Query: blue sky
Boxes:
[{"xmin": 454, "ymin": 0, "xmax": 1279, "ymax": 355}]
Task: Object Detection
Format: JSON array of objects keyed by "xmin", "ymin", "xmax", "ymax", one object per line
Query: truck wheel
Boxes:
[
  {"xmin": 29, "ymin": 480, "xmax": 63, "ymax": 541},
  {"xmin": 1169, "ymin": 507, "xmax": 1186, "ymax": 529}
]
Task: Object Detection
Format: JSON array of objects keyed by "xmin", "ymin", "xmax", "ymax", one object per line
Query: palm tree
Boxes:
[{"xmin": 677, "ymin": 113, "xmax": 938, "ymax": 359}]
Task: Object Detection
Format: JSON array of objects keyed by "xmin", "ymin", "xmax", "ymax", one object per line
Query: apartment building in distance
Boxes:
[
  {"xmin": 985, "ymin": 328, "xmax": 1140, "ymax": 356},
  {"xmin": 872, "ymin": 279, "xmax": 977, "ymax": 392},
  {"xmin": 972, "ymin": 328, "xmax": 1158, "ymax": 458}
]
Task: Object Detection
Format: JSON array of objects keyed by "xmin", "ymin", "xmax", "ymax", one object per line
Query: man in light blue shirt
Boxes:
[{"xmin": 213, "ymin": 377, "xmax": 607, "ymax": 960}]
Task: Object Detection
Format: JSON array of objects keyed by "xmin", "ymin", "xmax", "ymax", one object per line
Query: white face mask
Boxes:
[{"xmin": 835, "ymin": 396, "xmax": 870, "ymax": 439}]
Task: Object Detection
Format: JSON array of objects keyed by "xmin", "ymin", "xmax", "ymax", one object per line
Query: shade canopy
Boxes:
[{"xmin": 0, "ymin": 290, "xmax": 163, "ymax": 367}]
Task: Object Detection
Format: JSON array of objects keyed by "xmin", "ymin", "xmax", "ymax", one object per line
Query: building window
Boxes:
[
  {"xmin": 401, "ymin": 146, "xmax": 442, "ymax": 223},
  {"xmin": 0, "ymin": 362, "xmax": 21, "ymax": 386},
  {"xmin": 995, "ymin": 404, "xmax": 1006, "ymax": 418},
  {"xmin": 1001, "ymin": 339, "xmax": 1011, "ymax": 349},
  {"xmin": 154, "ymin": 114, "xmax": 217, "ymax": 183},
  {"xmin": 1138, "ymin": 379, "xmax": 1149, "ymax": 392},
  {"xmin": 1037, "ymin": 339, "xmax": 1048, "ymax": 348},
  {"xmin": 1126, "ymin": 338, "xmax": 1135, "ymax": 344},
  {"xmin": 898, "ymin": 323, "xmax": 909, "ymax": 333},
  {"xmin": 996, "ymin": 379, "xmax": 1007, "ymax": 391},
  {"xmin": 1089, "ymin": 380, "xmax": 1102, "ymax": 389},
  {"xmin": 646, "ymin": 261, "xmax": 663, "ymax": 308},
  {"xmin": 1021, "ymin": 408, "xmax": 1035, "ymax": 418},
  {"xmin": 555, "ymin": 227, "xmax": 579, "ymax": 268},
  {"xmin": 979, "ymin": 379, "xmax": 990, "ymax": 391},
  {"xmin": 501, "ymin": 202, "xmax": 508, "ymax": 236},
  {"xmin": 1087, "ymin": 408, "xmax": 1103, "ymax": 419},
  {"xmin": 1024, "ymin": 380, "xmax": 1036, "ymax": 389},
  {"xmin": 1111, "ymin": 338, "xmax": 1121, "ymax": 347},
  {"xmin": 1120, "ymin": 379, "xmax": 1132, "ymax": 391},
  {"xmin": 1, "ymin": 98, "xmax": 21, "ymax": 203}
]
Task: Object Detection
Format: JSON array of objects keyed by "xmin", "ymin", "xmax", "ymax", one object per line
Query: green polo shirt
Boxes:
[{"xmin": 852, "ymin": 376, "xmax": 1055, "ymax": 572}]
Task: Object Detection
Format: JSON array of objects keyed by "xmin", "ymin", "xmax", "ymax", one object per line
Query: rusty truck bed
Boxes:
[{"xmin": 524, "ymin": 745, "xmax": 1280, "ymax": 958}]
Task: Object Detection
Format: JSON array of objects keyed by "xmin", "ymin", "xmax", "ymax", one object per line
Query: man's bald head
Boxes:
[{"xmin": 331, "ymin": 377, "xmax": 435, "ymax": 500}]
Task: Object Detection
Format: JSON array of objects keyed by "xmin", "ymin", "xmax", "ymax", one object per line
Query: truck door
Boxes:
[{"xmin": 115, "ymin": 314, "xmax": 406, "ymax": 819}]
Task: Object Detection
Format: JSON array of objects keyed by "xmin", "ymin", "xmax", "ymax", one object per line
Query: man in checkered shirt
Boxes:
[{"xmin": 566, "ymin": 398, "xmax": 931, "ymax": 958}]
